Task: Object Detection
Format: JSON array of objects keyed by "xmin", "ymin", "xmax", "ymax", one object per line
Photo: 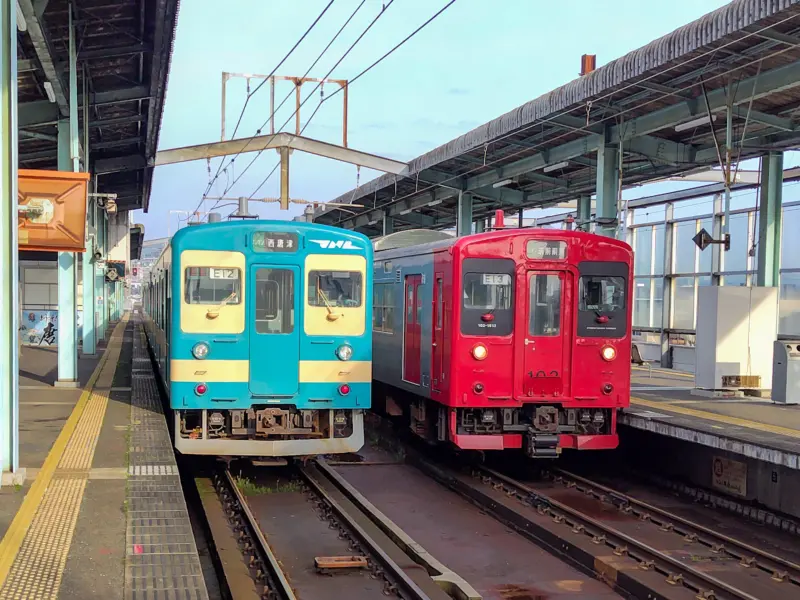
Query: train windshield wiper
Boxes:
[
  {"xmin": 206, "ymin": 292, "xmax": 237, "ymax": 320},
  {"xmin": 317, "ymin": 287, "xmax": 341, "ymax": 321}
]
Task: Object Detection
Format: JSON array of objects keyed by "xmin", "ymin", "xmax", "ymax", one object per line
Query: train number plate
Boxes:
[
  {"xmin": 482, "ymin": 274, "xmax": 510, "ymax": 285},
  {"xmin": 209, "ymin": 268, "xmax": 239, "ymax": 280}
]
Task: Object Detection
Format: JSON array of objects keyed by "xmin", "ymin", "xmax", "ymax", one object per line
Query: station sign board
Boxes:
[{"xmin": 18, "ymin": 169, "xmax": 91, "ymax": 252}]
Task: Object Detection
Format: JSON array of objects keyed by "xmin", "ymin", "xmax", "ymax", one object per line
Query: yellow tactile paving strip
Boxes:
[
  {"xmin": 0, "ymin": 316, "xmax": 129, "ymax": 599},
  {"xmin": 631, "ymin": 396, "xmax": 800, "ymax": 439}
]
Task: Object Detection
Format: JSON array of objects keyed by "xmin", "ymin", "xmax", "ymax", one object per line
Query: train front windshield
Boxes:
[
  {"xmin": 308, "ymin": 271, "xmax": 363, "ymax": 308},
  {"xmin": 460, "ymin": 258, "xmax": 515, "ymax": 335}
]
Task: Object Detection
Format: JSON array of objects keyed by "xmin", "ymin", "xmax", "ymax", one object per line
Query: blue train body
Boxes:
[{"xmin": 142, "ymin": 220, "xmax": 372, "ymax": 457}]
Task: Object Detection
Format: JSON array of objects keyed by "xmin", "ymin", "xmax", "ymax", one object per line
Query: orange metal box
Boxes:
[{"xmin": 18, "ymin": 169, "xmax": 91, "ymax": 252}]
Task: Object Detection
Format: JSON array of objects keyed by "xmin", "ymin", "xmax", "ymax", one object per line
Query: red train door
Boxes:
[
  {"xmin": 522, "ymin": 271, "xmax": 569, "ymax": 397},
  {"xmin": 403, "ymin": 274, "xmax": 422, "ymax": 384},
  {"xmin": 432, "ymin": 274, "xmax": 444, "ymax": 391}
]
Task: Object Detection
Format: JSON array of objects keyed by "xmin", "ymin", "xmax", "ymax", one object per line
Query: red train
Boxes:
[{"xmin": 371, "ymin": 223, "xmax": 633, "ymax": 457}]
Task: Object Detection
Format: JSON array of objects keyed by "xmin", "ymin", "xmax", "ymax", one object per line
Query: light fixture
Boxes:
[
  {"xmin": 399, "ymin": 208, "xmax": 413, "ymax": 215},
  {"xmin": 471, "ymin": 344, "xmax": 488, "ymax": 361},
  {"xmin": 43, "ymin": 81, "xmax": 56, "ymax": 103},
  {"xmin": 336, "ymin": 344, "xmax": 353, "ymax": 361},
  {"xmin": 428, "ymin": 199, "xmax": 443, "ymax": 207},
  {"xmin": 492, "ymin": 179, "xmax": 513, "ymax": 189},
  {"xmin": 16, "ymin": 1, "xmax": 26, "ymax": 32},
  {"xmin": 674, "ymin": 115, "xmax": 716, "ymax": 132},
  {"xmin": 192, "ymin": 342, "xmax": 210, "ymax": 360},
  {"xmin": 543, "ymin": 161, "xmax": 569, "ymax": 173},
  {"xmin": 601, "ymin": 345, "xmax": 617, "ymax": 361}
]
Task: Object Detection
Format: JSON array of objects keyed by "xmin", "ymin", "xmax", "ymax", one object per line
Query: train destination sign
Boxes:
[
  {"xmin": 526, "ymin": 240, "xmax": 567, "ymax": 260},
  {"xmin": 252, "ymin": 231, "xmax": 298, "ymax": 252}
]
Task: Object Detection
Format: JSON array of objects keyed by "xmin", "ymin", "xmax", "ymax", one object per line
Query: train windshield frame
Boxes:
[
  {"xmin": 307, "ymin": 270, "xmax": 363, "ymax": 308},
  {"xmin": 460, "ymin": 258, "xmax": 515, "ymax": 336},
  {"xmin": 576, "ymin": 261, "xmax": 628, "ymax": 338}
]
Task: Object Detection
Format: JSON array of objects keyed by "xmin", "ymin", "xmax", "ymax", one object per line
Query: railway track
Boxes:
[
  {"xmin": 211, "ymin": 461, "xmax": 455, "ymax": 600},
  {"xmin": 406, "ymin": 446, "xmax": 800, "ymax": 600}
]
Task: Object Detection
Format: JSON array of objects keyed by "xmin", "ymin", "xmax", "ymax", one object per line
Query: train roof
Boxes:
[
  {"xmin": 372, "ymin": 227, "xmax": 632, "ymax": 260},
  {"xmin": 171, "ymin": 219, "xmax": 370, "ymax": 247}
]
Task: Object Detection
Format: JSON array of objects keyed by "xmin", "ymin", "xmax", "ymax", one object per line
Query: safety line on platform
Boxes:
[
  {"xmin": 0, "ymin": 316, "xmax": 129, "ymax": 597},
  {"xmin": 630, "ymin": 396, "xmax": 800, "ymax": 439}
]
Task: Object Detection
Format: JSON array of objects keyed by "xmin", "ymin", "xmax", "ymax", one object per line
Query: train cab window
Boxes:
[
  {"xmin": 579, "ymin": 276, "xmax": 625, "ymax": 312},
  {"xmin": 307, "ymin": 271, "xmax": 362, "ymax": 308},
  {"xmin": 255, "ymin": 268, "xmax": 294, "ymax": 334},
  {"xmin": 460, "ymin": 258, "xmax": 515, "ymax": 336},
  {"xmin": 184, "ymin": 267, "xmax": 241, "ymax": 305},
  {"xmin": 577, "ymin": 261, "xmax": 628, "ymax": 338},
  {"xmin": 528, "ymin": 274, "xmax": 561, "ymax": 336}
]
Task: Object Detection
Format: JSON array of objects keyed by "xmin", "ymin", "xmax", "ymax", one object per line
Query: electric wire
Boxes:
[{"xmin": 245, "ymin": 0, "xmax": 460, "ymax": 200}]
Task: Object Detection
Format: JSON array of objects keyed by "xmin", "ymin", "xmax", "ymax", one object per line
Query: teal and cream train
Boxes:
[{"xmin": 142, "ymin": 220, "xmax": 372, "ymax": 457}]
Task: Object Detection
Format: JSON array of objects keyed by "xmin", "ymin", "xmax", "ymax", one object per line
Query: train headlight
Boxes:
[
  {"xmin": 192, "ymin": 342, "xmax": 210, "ymax": 360},
  {"xmin": 600, "ymin": 345, "xmax": 616, "ymax": 361},
  {"xmin": 471, "ymin": 344, "xmax": 488, "ymax": 361},
  {"xmin": 336, "ymin": 344, "xmax": 353, "ymax": 361}
]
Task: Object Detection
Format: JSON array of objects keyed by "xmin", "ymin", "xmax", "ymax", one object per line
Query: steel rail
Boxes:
[
  {"xmin": 476, "ymin": 465, "xmax": 761, "ymax": 600},
  {"xmin": 297, "ymin": 462, "xmax": 433, "ymax": 600},
  {"xmin": 551, "ymin": 467, "xmax": 800, "ymax": 587},
  {"xmin": 221, "ymin": 469, "xmax": 297, "ymax": 600}
]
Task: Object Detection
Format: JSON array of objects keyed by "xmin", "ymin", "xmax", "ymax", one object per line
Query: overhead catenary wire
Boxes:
[
  {"xmin": 201, "ymin": 0, "xmax": 388, "ymax": 219},
  {"xmin": 319, "ymin": 13, "xmax": 800, "ymax": 227},
  {"xmin": 245, "ymin": 0, "xmax": 460, "ymax": 200}
]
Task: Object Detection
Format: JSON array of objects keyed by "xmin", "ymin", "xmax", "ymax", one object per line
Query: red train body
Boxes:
[{"xmin": 372, "ymin": 228, "xmax": 633, "ymax": 457}]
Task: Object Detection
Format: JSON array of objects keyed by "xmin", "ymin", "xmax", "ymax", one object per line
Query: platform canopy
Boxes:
[
  {"xmin": 17, "ymin": 0, "xmax": 178, "ymax": 212},
  {"xmin": 314, "ymin": 0, "xmax": 800, "ymax": 236}
]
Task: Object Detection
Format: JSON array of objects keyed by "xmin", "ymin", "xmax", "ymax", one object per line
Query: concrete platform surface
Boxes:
[{"xmin": 0, "ymin": 315, "xmax": 209, "ymax": 600}]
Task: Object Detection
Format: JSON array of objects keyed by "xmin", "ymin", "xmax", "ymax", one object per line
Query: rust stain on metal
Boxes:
[
  {"xmin": 495, "ymin": 583, "xmax": 548, "ymax": 599},
  {"xmin": 314, "ymin": 555, "xmax": 369, "ymax": 570},
  {"xmin": 593, "ymin": 557, "xmax": 619, "ymax": 585},
  {"xmin": 548, "ymin": 491, "xmax": 637, "ymax": 522}
]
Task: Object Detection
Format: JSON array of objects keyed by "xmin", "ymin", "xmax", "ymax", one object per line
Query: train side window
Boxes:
[
  {"xmin": 184, "ymin": 267, "xmax": 241, "ymax": 305},
  {"xmin": 255, "ymin": 268, "xmax": 294, "ymax": 334},
  {"xmin": 528, "ymin": 274, "xmax": 561, "ymax": 336},
  {"xmin": 373, "ymin": 283, "xmax": 394, "ymax": 333}
]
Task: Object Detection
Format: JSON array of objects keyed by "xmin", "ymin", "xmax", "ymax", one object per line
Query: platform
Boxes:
[
  {"xmin": 618, "ymin": 366, "xmax": 800, "ymax": 519},
  {"xmin": 621, "ymin": 366, "xmax": 800, "ymax": 469},
  {"xmin": 0, "ymin": 314, "xmax": 209, "ymax": 599}
]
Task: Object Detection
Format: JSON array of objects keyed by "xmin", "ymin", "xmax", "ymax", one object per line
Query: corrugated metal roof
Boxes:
[{"xmin": 317, "ymin": 0, "xmax": 800, "ymax": 232}]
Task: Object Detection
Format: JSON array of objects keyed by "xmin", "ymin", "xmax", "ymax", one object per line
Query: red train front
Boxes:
[{"xmin": 372, "ymin": 227, "xmax": 633, "ymax": 457}]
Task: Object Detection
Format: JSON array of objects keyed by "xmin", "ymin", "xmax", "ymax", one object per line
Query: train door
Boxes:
[
  {"xmin": 522, "ymin": 271, "xmax": 570, "ymax": 397},
  {"xmin": 249, "ymin": 265, "xmax": 300, "ymax": 396},
  {"xmin": 403, "ymin": 274, "xmax": 422, "ymax": 384},
  {"xmin": 431, "ymin": 274, "xmax": 444, "ymax": 391}
]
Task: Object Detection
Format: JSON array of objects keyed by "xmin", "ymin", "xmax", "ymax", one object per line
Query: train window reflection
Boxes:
[
  {"xmin": 529, "ymin": 274, "xmax": 561, "ymax": 336},
  {"xmin": 462, "ymin": 273, "xmax": 512, "ymax": 310},
  {"xmin": 307, "ymin": 271, "xmax": 362, "ymax": 307},
  {"xmin": 579, "ymin": 276, "xmax": 626, "ymax": 312},
  {"xmin": 184, "ymin": 267, "xmax": 241, "ymax": 305},
  {"xmin": 255, "ymin": 268, "xmax": 294, "ymax": 334}
]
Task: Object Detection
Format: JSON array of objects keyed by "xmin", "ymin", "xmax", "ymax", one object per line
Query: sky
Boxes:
[{"xmin": 137, "ymin": 0, "xmax": 745, "ymax": 238}]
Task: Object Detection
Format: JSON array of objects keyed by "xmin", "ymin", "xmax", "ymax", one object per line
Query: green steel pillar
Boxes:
[
  {"xmin": 82, "ymin": 199, "xmax": 96, "ymax": 356},
  {"xmin": 95, "ymin": 207, "xmax": 106, "ymax": 343},
  {"xmin": 577, "ymin": 195, "xmax": 591, "ymax": 230},
  {"xmin": 382, "ymin": 215, "xmax": 394, "ymax": 236},
  {"xmin": 596, "ymin": 144, "xmax": 619, "ymax": 238},
  {"xmin": 56, "ymin": 9, "xmax": 80, "ymax": 386},
  {"xmin": 757, "ymin": 152, "xmax": 783, "ymax": 287},
  {"xmin": 474, "ymin": 219, "xmax": 485, "ymax": 233},
  {"xmin": 517, "ymin": 208, "xmax": 524, "ymax": 228},
  {"xmin": 457, "ymin": 191, "xmax": 472, "ymax": 236},
  {"xmin": 1, "ymin": 0, "xmax": 20, "ymax": 478}
]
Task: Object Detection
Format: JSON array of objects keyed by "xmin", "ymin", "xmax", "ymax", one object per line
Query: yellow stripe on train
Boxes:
[
  {"xmin": 171, "ymin": 359, "xmax": 249, "ymax": 382},
  {"xmin": 170, "ymin": 360, "xmax": 372, "ymax": 384},
  {"xmin": 298, "ymin": 360, "xmax": 372, "ymax": 383}
]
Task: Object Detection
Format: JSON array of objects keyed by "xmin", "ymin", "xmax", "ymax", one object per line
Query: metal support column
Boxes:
[
  {"xmin": 95, "ymin": 207, "xmax": 106, "ymax": 343},
  {"xmin": 660, "ymin": 203, "xmax": 675, "ymax": 368},
  {"xmin": 474, "ymin": 219, "xmax": 485, "ymax": 233},
  {"xmin": 56, "ymin": 121, "xmax": 78, "ymax": 387},
  {"xmin": 382, "ymin": 215, "xmax": 394, "ymax": 236},
  {"xmin": 711, "ymin": 193, "xmax": 723, "ymax": 285},
  {"xmin": 457, "ymin": 191, "xmax": 472, "ymax": 236},
  {"xmin": 518, "ymin": 208, "xmax": 524, "ymax": 228},
  {"xmin": 596, "ymin": 144, "xmax": 619, "ymax": 237},
  {"xmin": 577, "ymin": 194, "xmax": 591, "ymax": 231},
  {"xmin": 279, "ymin": 147, "xmax": 290, "ymax": 210},
  {"xmin": 82, "ymin": 199, "xmax": 96, "ymax": 356},
  {"xmin": 757, "ymin": 151, "xmax": 783, "ymax": 287},
  {"xmin": 1, "ymin": 0, "xmax": 20, "ymax": 479}
]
